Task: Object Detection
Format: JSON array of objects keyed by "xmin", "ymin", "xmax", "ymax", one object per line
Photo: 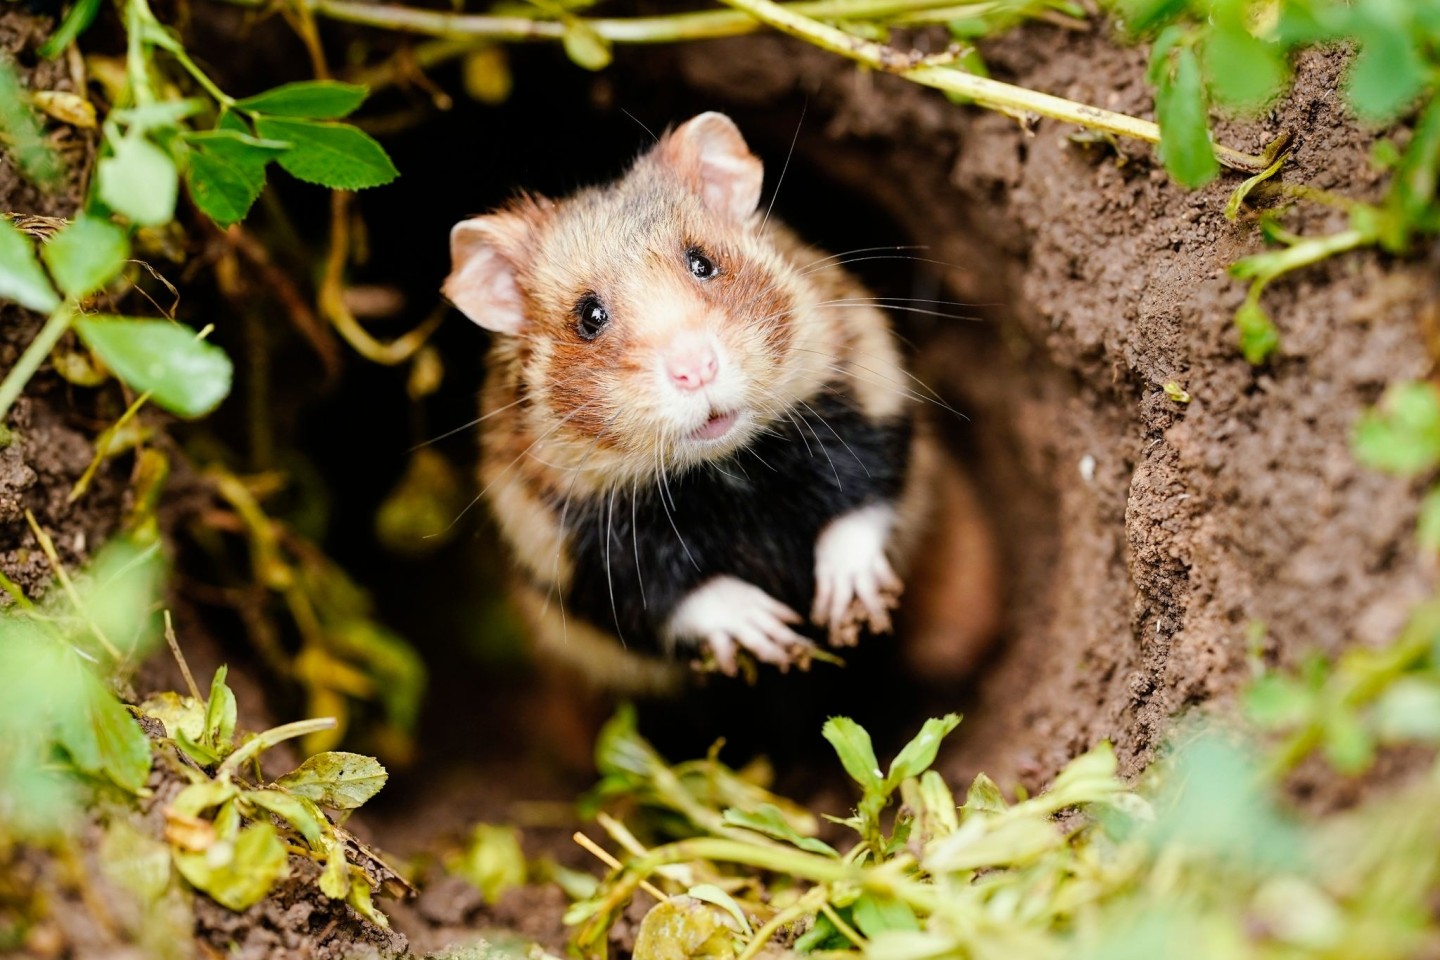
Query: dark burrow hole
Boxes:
[{"xmin": 188, "ymin": 42, "xmax": 1041, "ymax": 814}]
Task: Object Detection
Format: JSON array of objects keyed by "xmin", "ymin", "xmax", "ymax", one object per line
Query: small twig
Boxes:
[
  {"xmin": 225, "ymin": 224, "xmax": 342, "ymax": 382},
  {"xmin": 572, "ymin": 831, "xmax": 671, "ymax": 903},
  {"xmin": 164, "ymin": 609, "xmax": 204, "ymax": 702},
  {"xmin": 735, "ymin": 886, "xmax": 829, "ymax": 960},
  {"xmin": 69, "ymin": 389, "xmax": 151, "ymax": 503},
  {"xmin": 819, "ymin": 900, "xmax": 867, "ymax": 947}
]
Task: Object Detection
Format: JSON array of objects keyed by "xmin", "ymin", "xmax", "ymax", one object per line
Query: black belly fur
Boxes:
[{"xmin": 555, "ymin": 390, "xmax": 913, "ymax": 656}]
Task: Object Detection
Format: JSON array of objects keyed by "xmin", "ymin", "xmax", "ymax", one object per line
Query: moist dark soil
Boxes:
[{"xmin": 3, "ymin": 5, "xmax": 1436, "ymax": 958}]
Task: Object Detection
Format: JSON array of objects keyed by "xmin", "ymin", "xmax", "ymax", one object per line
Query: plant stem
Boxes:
[
  {"xmin": 218, "ymin": 716, "xmax": 338, "ymax": 774},
  {"xmin": 719, "ymin": 0, "xmax": 1271, "ymax": 173},
  {"xmin": 0, "ymin": 302, "xmax": 76, "ymax": 426},
  {"xmin": 224, "ymin": 0, "xmax": 1006, "ymax": 42}
]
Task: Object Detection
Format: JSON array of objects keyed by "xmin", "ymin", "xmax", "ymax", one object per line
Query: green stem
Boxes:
[
  {"xmin": 0, "ymin": 303, "xmax": 76, "ymax": 425},
  {"xmin": 718, "ymin": 0, "xmax": 1272, "ymax": 172},
  {"xmin": 213, "ymin": 0, "xmax": 1016, "ymax": 43},
  {"xmin": 169, "ymin": 47, "xmax": 237, "ymax": 108},
  {"xmin": 1238, "ymin": 227, "xmax": 1371, "ymax": 284},
  {"xmin": 218, "ymin": 717, "xmax": 337, "ymax": 774}
]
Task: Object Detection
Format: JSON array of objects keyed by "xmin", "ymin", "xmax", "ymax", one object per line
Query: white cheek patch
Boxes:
[
  {"xmin": 663, "ymin": 575, "xmax": 813, "ymax": 674},
  {"xmin": 812, "ymin": 503, "xmax": 903, "ymax": 646}
]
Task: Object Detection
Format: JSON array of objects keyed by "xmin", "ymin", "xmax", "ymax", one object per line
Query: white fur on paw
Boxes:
[
  {"xmin": 665, "ymin": 576, "xmax": 813, "ymax": 675},
  {"xmin": 812, "ymin": 504, "xmax": 903, "ymax": 646}
]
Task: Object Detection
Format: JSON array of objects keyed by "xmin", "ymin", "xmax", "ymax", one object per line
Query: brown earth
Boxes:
[
  {"xmin": 3, "ymin": 5, "xmax": 1438, "ymax": 958},
  {"xmin": 635, "ymin": 29, "xmax": 1437, "ymax": 794}
]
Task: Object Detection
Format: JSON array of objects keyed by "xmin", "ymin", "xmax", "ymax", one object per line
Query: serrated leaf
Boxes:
[
  {"xmin": 887, "ymin": 713, "xmax": 961, "ymax": 783},
  {"xmin": 203, "ymin": 665, "xmax": 237, "ymax": 751},
  {"xmin": 185, "ymin": 148, "xmax": 267, "ymax": 229},
  {"xmin": 174, "ymin": 821, "xmax": 288, "ymax": 911},
  {"xmin": 0, "ymin": 217, "xmax": 60, "ymax": 312},
  {"xmin": 236, "ymin": 80, "xmax": 369, "ymax": 119},
  {"xmin": 40, "ymin": 214, "xmax": 130, "ymax": 299},
  {"xmin": 74, "ymin": 317, "xmax": 233, "ymax": 419},
  {"xmin": 822, "ymin": 716, "xmax": 883, "ymax": 791},
  {"xmin": 562, "ymin": 20, "xmax": 612, "ymax": 70},
  {"xmin": 254, "ymin": 117, "xmax": 397, "ymax": 190},
  {"xmin": 274, "ymin": 751, "xmax": 387, "ymax": 810},
  {"xmin": 98, "ymin": 135, "xmax": 179, "ymax": 227},
  {"xmin": 346, "ymin": 872, "xmax": 389, "ymax": 928},
  {"xmin": 1153, "ymin": 41, "xmax": 1218, "ymax": 188},
  {"xmin": 721, "ymin": 804, "xmax": 838, "ymax": 856}
]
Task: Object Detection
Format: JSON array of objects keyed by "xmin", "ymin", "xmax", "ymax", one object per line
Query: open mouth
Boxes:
[{"xmin": 689, "ymin": 410, "xmax": 738, "ymax": 441}]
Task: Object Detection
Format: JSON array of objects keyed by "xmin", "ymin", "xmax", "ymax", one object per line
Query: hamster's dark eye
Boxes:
[
  {"xmin": 574, "ymin": 294, "xmax": 610, "ymax": 341},
  {"xmin": 687, "ymin": 248, "xmax": 717, "ymax": 280}
]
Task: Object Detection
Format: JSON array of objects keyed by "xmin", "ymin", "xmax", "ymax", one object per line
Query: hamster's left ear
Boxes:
[{"xmin": 659, "ymin": 112, "xmax": 764, "ymax": 221}]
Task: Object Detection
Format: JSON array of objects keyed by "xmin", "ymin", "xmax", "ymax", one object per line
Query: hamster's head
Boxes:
[{"xmin": 443, "ymin": 112, "xmax": 834, "ymax": 487}]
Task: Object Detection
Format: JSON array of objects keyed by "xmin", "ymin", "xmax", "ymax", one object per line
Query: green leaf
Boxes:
[
  {"xmin": 1152, "ymin": 40, "xmax": 1218, "ymax": 188},
  {"xmin": 73, "ymin": 317, "xmax": 233, "ymax": 419},
  {"xmin": 1352, "ymin": 381, "xmax": 1440, "ymax": 476},
  {"xmin": 110, "ymin": 99, "xmax": 205, "ymax": 131},
  {"xmin": 1112, "ymin": 0, "xmax": 1187, "ymax": 36},
  {"xmin": 83, "ymin": 537, "xmax": 163, "ymax": 656},
  {"xmin": 274, "ymin": 751, "xmax": 387, "ymax": 810},
  {"xmin": 1244, "ymin": 675, "xmax": 1315, "ymax": 729},
  {"xmin": 1345, "ymin": 19, "xmax": 1426, "ymax": 121},
  {"xmin": 1201, "ymin": 16, "xmax": 1287, "ymax": 111},
  {"xmin": 40, "ymin": 214, "xmax": 130, "ymax": 299},
  {"xmin": 39, "ymin": 0, "xmax": 103, "ymax": 59},
  {"xmin": 852, "ymin": 893, "xmax": 920, "ymax": 936},
  {"xmin": 0, "ymin": 218, "xmax": 60, "ymax": 312},
  {"xmin": 235, "ymin": 80, "xmax": 369, "ymax": 119},
  {"xmin": 1235, "ymin": 298, "xmax": 1280, "ymax": 364},
  {"xmin": 822, "ymin": 716, "xmax": 883, "ymax": 791},
  {"xmin": 445, "ymin": 823, "xmax": 526, "ymax": 902},
  {"xmin": 1322, "ymin": 708, "xmax": 1374, "ymax": 774},
  {"xmin": 98, "ymin": 134, "xmax": 179, "ymax": 227},
  {"xmin": 722, "ymin": 804, "xmax": 838, "ymax": 856},
  {"xmin": 562, "ymin": 20, "xmax": 612, "ymax": 70},
  {"xmin": 203, "ymin": 665, "xmax": 237, "ymax": 751},
  {"xmin": 254, "ymin": 117, "xmax": 398, "ymax": 190},
  {"xmin": 170, "ymin": 779, "xmax": 240, "ymax": 818},
  {"xmin": 246, "ymin": 789, "xmax": 327, "ymax": 846},
  {"xmin": 961, "ymin": 771, "xmax": 1008, "ymax": 815},
  {"xmin": 174, "ymin": 820, "xmax": 289, "ymax": 911},
  {"xmin": 55, "ymin": 664, "xmax": 153, "ymax": 793},
  {"xmin": 887, "ymin": 713, "xmax": 961, "ymax": 783},
  {"xmin": 0, "ymin": 60, "xmax": 63, "ymax": 188},
  {"xmin": 686, "ymin": 884, "xmax": 752, "ymax": 935},
  {"xmin": 186, "ymin": 133, "xmax": 290, "ymax": 216},
  {"xmin": 184, "ymin": 136, "xmax": 278, "ymax": 228}
]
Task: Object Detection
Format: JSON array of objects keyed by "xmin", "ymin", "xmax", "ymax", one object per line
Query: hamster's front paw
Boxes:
[
  {"xmin": 665, "ymin": 575, "xmax": 814, "ymax": 675},
  {"xmin": 812, "ymin": 504, "xmax": 903, "ymax": 647}
]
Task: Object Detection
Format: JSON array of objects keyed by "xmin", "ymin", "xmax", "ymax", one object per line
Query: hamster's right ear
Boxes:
[{"xmin": 444, "ymin": 217, "xmax": 526, "ymax": 335}]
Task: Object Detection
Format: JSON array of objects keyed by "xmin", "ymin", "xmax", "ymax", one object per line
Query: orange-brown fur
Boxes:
[{"xmin": 450, "ymin": 116, "xmax": 997, "ymax": 690}]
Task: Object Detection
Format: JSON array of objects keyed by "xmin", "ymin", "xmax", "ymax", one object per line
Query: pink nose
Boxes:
[{"xmin": 666, "ymin": 342, "xmax": 719, "ymax": 391}]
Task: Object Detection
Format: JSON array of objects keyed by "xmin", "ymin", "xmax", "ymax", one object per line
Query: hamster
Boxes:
[{"xmin": 442, "ymin": 112, "xmax": 992, "ymax": 691}]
